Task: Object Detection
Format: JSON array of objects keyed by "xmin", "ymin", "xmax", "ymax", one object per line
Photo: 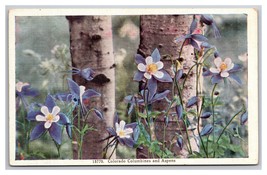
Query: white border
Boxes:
[{"xmin": 8, "ymin": 8, "xmax": 258, "ymax": 166}]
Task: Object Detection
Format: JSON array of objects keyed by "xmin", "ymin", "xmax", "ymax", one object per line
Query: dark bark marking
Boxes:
[
  {"xmin": 91, "ymin": 34, "xmax": 102, "ymax": 41},
  {"xmin": 91, "ymin": 74, "xmax": 110, "ymax": 85},
  {"xmin": 109, "ymin": 64, "xmax": 116, "ymax": 69}
]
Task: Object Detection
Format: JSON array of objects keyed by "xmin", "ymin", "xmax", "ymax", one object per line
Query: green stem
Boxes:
[
  {"xmin": 77, "ymin": 106, "xmax": 82, "ymax": 159},
  {"xmin": 182, "ymin": 64, "xmax": 197, "ymax": 90},
  {"xmin": 213, "ymin": 108, "xmax": 244, "ymax": 158},
  {"xmin": 182, "ymin": 117, "xmax": 193, "ymax": 154},
  {"xmin": 53, "ymin": 140, "xmax": 61, "ymax": 159},
  {"xmin": 195, "ymin": 56, "xmax": 209, "ymax": 157},
  {"xmin": 162, "ymin": 124, "xmax": 166, "ymax": 157},
  {"xmin": 209, "ymin": 83, "xmax": 218, "ymax": 157}
]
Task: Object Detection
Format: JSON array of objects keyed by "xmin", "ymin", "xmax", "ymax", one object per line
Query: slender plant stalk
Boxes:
[
  {"xmin": 174, "ymin": 73, "xmax": 193, "ymax": 154},
  {"xmin": 182, "ymin": 64, "xmax": 197, "ymax": 90},
  {"xmin": 213, "ymin": 108, "xmax": 244, "ymax": 157},
  {"xmin": 109, "ymin": 142, "xmax": 118, "ymax": 159},
  {"xmin": 175, "ymin": 120, "xmax": 190, "ymax": 152},
  {"xmin": 208, "ymin": 83, "xmax": 218, "ymax": 157},
  {"xmin": 162, "ymin": 124, "xmax": 166, "ymax": 157},
  {"xmin": 195, "ymin": 61, "xmax": 208, "ymax": 157}
]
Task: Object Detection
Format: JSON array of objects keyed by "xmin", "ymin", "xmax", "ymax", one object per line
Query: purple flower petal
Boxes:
[
  {"xmin": 241, "ymin": 111, "xmax": 248, "ymax": 125},
  {"xmin": 147, "ymin": 77, "xmax": 157, "ymax": 102},
  {"xmin": 200, "ymin": 124, "xmax": 213, "ymax": 136},
  {"xmin": 58, "ymin": 113, "xmax": 70, "ymax": 125},
  {"xmin": 67, "ymin": 78, "xmax": 80, "ymax": 96},
  {"xmin": 154, "ymin": 70, "xmax": 173, "ymax": 82},
  {"xmin": 175, "ymin": 104, "xmax": 183, "ymax": 120},
  {"xmin": 201, "ymin": 14, "xmax": 213, "ymax": 25},
  {"xmin": 94, "ymin": 108, "xmax": 103, "ymax": 120},
  {"xmin": 107, "ymin": 127, "xmax": 117, "ymax": 136},
  {"xmin": 201, "ymin": 42, "xmax": 212, "ymax": 48},
  {"xmin": 212, "ymin": 23, "xmax": 221, "ymax": 39},
  {"xmin": 128, "ymin": 104, "xmax": 134, "ymax": 115},
  {"xmin": 190, "ymin": 39, "xmax": 200, "ymax": 50},
  {"xmin": 176, "ymin": 69, "xmax": 183, "ymax": 81},
  {"xmin": 66, "ymin": 124, "xmax": 72, "ymax": 139},
  {"xmin": 202, "ymin": 67, "xmax": 213, "ymax": 76},
  {"xmin": 22, "ymin": 86, "xmax": 39, "ymax": 97},
  {"xmin": 186, "ymin": 96, "xmax": 198, "ymax": 108},
  {"xmin": 54, "ymin": 93, "xmax": 72, "ymax": 102},
  {"xmin": 45, "ymin": 95, "xmax": 56, "ymax": 112},
  {"xmin": 30, "ymin": 122, "xmax": 46, "ymax": 141},
  {"xmin": 151, "ymin": 48, "xmax": 161, "ymax": 62},
  {"xmin": 133, "ymin": 71, "xmax": 144, "ymax": 81},
  {"xmin": 191, "ymin": 34, "xmax": 208, "ymax": 42},
  {"xmin": 228, "ymin": 64, "xmax": 242, "ymax": 73},
  {"xmin": 176, "ymin": 137, "xmax": 183, "ymax": 150},
  {"xmin": 83, "ymin": 89, "xmax": 101, "ymax": 99},
  {"xmin": 27, "ymin": 110, "xmax": 42, "ymax": 121},
  {"xmin": 80, "ymin": 68, "xmax": 95, "ymax": 81},
  {"xmin": 124, "ymin": 95, "xmax": 133, "ymax": 103},
  {"xmin": 201, "ymin": 112, "xmax": 212, "ymax": 119},
  {"xmin": 133, "ymin": 127, "xmax": 140, "ymax": 142},
  {"xmin": 228, "ymin": 74, "xmax": 242, "ymax": 85},
  {"xmin": 175, "ymin": 34, "xmax": 190, "ymax": 43},
  {"xmin": 122, "ymin": 138, "xmax": 135, "ymax": 148},
  {"xmin": 135, "ymin": 54, "xmax": 145, "ymax": 64},
  {"xmin": 49, "ymin": 123, "xmax": 62, "ymax": 145},
  {"xmin": 125, "ymin": 122, "xmax": 137, "ymax": 129},
  {"xmin": 211, "ymin": 74, "xmax": 223, "ymax": 84},
  {"xmin": 190, "ymin": 18, "xmax": 198, "ymax": 34},
  {"xmin": 151, "ymin": 90, "xmax": 170, "ymax": 103},
  {"xmin": 118, "ymin": 137, "xmax": 126, "ymax": 145}
]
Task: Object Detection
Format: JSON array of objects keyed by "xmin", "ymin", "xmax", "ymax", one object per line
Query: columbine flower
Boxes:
[
  {"xmin": 124, "ymin": 89, "xmax": 170, "ymax": 114},
  {"xmin": 106, "ymin": 112, "xmax": 137, "ymax": 148},
  {"xmin": 16, "ymin": 81, "xmax": 38, "ymax": 109},
  {"xmin": 55, "ymin": 78, "xmax": 101, "ymax": 109},
  {"xmin": 200, "ymin": 14, "xmax": 221, "ymax": 39},
  {"xmin": 210, "ymin": 57, "xmax": 234, "ymax": 78},
  {"xmin": 137, "ymin": 56, "xmax": 164, "ymax": 80},
  {"xmin": 115, "ymin": 120, "xmax": 134, "ymax": 139},
  {"xmin": 27, "ymin": 95, "xmax": 71, "ymax": 144},
  {"xmin": 140, "ymin": 89, "xmax": 170, "ymax": 105},
  {"xmin": 203, "ymin": 56, "xmax": 242, "ymax": 85},
  {"xmin": 70, "ymin": 67, "xmax": 95, "ymax": 81},
  {"xmin": 124, "ymin": 95, "xmax": 144, "ymax": 115},
  {"xmin": 133, "ymin": 48, "xmax": 172, "ymax": 83},
  {"xmin": 175, "ymin": 18, "xmax": 208, "ymax": 50}
]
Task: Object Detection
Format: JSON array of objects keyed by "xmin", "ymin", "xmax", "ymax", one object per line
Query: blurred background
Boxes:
[{"xmin": 15, "ymin": 14, "xmax": 248, "ymax": 159}]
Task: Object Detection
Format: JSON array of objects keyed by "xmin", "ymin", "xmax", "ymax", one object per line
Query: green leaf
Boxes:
[
  {"xmin": 187, "ymin": 109, "xmax": 197, "ymax": 116},
  {"xmin": 202, "ymin": 47, "xmax": 216, "ymax": 63},
  {"xmin": 149, "ymin": 111, "xmax": 162, "ymax": 118},
  {"xmin": 138, "ymin": 112, "xmax": 148, "ymax": 119}
]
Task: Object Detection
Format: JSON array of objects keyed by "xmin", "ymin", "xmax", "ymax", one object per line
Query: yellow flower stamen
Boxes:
[
  {"xmin": 220, "ymin": 63, "xmax": 227, "ymax": 71},
  {"xmin": 146, "ymin": 63, "xmax": 158, "ymax": 74},
  {"xmin": 118, "ymin": 130, "xmax": 126, "ymax": 138},
  {"xmin": 46, "ymin": 113, "xmax": 54, "ymax": 122}
]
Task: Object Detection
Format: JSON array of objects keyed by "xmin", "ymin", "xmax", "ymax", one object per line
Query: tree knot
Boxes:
[{"xmin": 91, "ymin": 74, "xmax": 110, "ymax": 85}]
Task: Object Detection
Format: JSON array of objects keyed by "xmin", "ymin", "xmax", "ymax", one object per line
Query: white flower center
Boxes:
[
  {"xmin": 146, "ymin": 63, "xmax": 158, "ymax": 74},
  {"xmin": 36, "ymin": 106, "xmax": 60, "ymax": 129},
  {"xmin": 115, "ymin": 120, "xmax": 133, "ymax": 138},
  {"xmin": 219, "ymin": 62, "xmax": 227, "ymax": 71}
]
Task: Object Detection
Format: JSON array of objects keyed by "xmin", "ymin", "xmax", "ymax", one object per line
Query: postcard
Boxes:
[{"xmin": 9, "ymin": 8, "xmax": 258, "ymax": 166}]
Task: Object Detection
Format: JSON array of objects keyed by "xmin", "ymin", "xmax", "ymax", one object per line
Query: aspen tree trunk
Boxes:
[
  {"xmin": 67, "ymin": 16, "xmax": 115, "ymax": 159},
  {"xmin": 136, "ymin": 15, "xmax": 202, "ymax": 158}
]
